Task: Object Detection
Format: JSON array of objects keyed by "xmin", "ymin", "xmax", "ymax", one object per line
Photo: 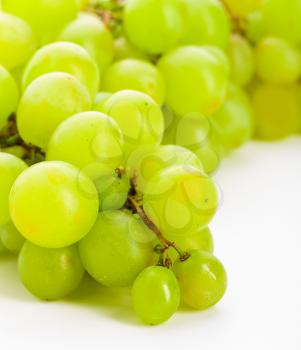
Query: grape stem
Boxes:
[
  {"xmin": 127, "ymin": 195, "xmax": 190, "ymax": 262},
  {"xmin": 219, "ymin": 0, "xmax": 247, "ymax": 36}
]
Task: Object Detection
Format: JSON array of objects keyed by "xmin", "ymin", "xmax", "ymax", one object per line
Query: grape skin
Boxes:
[
  {"xmin": 79, "ymin": 211, "xmax": 154, "ymax": 288},
  {"xmin": 9, "ymin": 161, "xmax": 99, "ymax": 249},
  {"xmin": 0, "ymin": 221, "xmax": 24, "ymax": 255},
  {"xmin": 132, "ymin": 266, "xmax": 180, "ymax": 325},
  {"xmin": 18, "ymin": 242, "xmax": 84, "ymax": 300}
]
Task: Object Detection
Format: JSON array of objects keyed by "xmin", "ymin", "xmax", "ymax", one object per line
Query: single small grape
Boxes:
[
  {"xmin": 102, "ymin": 59, "xmax": 166, "ymax": 105},
  {"xmin": 10, "ymin": 161, "xmax": 99, "ymax": 248},
  {"xmin": 0, "ymin": 221, "xmax": 24, "ymax": 255},
  {"xmin": 18, "ymin": 242, "xmax": 84, "ymax": 300},
  {"xmin": 173, "ymin": 250, "xmax": 227, "ymax": 310},
  {"xmin": 114, "ymin": 36, "xmax": 147, "ymax": 61},
  {"xmin": 132, "ymin": 266, "xmax": 180, "ymax": 325},
  {"xmin": 79, "ymin": 211, "xmax": 155, "ymax": 288}
]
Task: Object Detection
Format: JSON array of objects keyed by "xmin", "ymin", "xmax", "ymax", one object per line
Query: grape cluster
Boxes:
[{"xmin": 0, "ymin": 0, "xmax": 300, "ymax": 326}]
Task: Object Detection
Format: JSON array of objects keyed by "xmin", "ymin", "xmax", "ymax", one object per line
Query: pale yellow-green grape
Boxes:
[
  {"xmin": 18, "ymin": 242, "xmax": 84, "ymax": 300},
  {"xmin": 143, "ymin": 165, "xmax": 219, "ymax": 240},
  {"xmin": 59, "ymin": 12, "xmax": 114, "ymax": 75},
  {"xmin": 93, "ymin": 92, "xmax": 113, "ymax": 112},
  {"xmin": 223, "ymin": 0, "xmax": 263, "ymax": 17},
  {"xmin": 9, "ymin": 161, "xmax": 99, "ymax": 248},
  {"xmin": 255, "ymin": 37, "xmax": 301, "ymax": 85},
  {"xmin": 10, "ymin": 65, "xmax": 25, "ymax": 91},
  {"xmin": 158, "ymin": 46, "xmax": 229, "ymax": 116},
  {"xmin": 79, "ymin": 211, "xmax": 155, "ymax": 287},
  {"xmin": 103, "ymin": 90, "xmax": 164, "ymax": 158},
  {"xmin": 124, "ymin": 0, "xmax": 183, "ymax": 55},
  {"xmin": 132, "ymin": 266, "xmax": 180, "ymax": 325},
  {"xmin": 0, "ymin": 12, "xmax": 37, "ymax": 71},
  {"xmin": 173, "ymin": 250, "xmax": 227, "ymax": 310},
  {"xmin": 17, "ymin": 72, "xmax": 91, "ymax": 150},
  {"xmin": 0, "ymin": 221, "xmax": 24, "ymax": 254},
  {"xmin": 2, "ymin": 0, "xmax": 79, "ymax": 45},
  {"xmin": 227, "ymin": 34, "xmax": 255, "ymax": 87},
  {"xmin": 0, "ymin": 146, "xmax": 26, "ymax": 160},
  {"xmin": 163, "ymin": 109, "xmax": 222, "ymax": 174},
  {"xmin": 251, "ymin": 84, "xmax": 301, "ymax": 140},
  {"xmin": 114, "ymin": 36, "xmax": 147, "ymax": 61},
  {"xmin": 0, "ymin": 153, "xmax": 27, "ymax": 226},
  {"xmin": 0, "ymin": 65, "xmax": 19, "ymax": 129},
  {"xmin": 127, "ymin": 145, "xmax": 204, "ymax": 193},
  {"xmin": 179, "ymin": 0, "xmax": 230, "ymax": 49},
  {"xmin": 22, "ymin": 42, "xmax": 99, "ymax": 99},
  {"xmin": 102, "ymin": 59, "xmax": 166, "ymax": 105},
  {"xmin": 0, "ymin": 238, "xmax": 7, "ymax": 254},
  {"xmin": 210, "ymin": 84, "xmax": 254, "ymax": 154},
  {"xmin": 46, "ymin": 111, "xmax": 126, "ymax": 209},
  {"xmin": 245, "ymin": 10, "xmax": 266, "ymax": 43}
]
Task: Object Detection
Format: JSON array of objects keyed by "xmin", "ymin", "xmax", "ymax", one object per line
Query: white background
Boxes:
[{"xmin": 0, "ymin": 138, "xmax": 300, "ymax": 350}]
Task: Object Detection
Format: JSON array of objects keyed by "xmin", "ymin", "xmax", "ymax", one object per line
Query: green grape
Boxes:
[
  {"xmin": 173, "ymin": 250, "xmax": 227, "ymax": 310},
  {"xmin": 0, "ymin": 237, "xmax": 7, "ymax": 254},
  {"xmin": 227, "ymin": 34, "xmax": 255, "ymax": 87},
  {"xmin": 132, "ymin": 266, "xmax": 180, "ymax": 325},
  {"xmin": 2, "ymin": 0, "xmax": 79, "ymax": 45},
  {"xmin": 255, "ymin": 37, "xmax": 301, "ymax": 85},
  {"xmin": 0, "ymin": 221, "xmax": 24, "ymax": 254},
  {"xmin": 223, "ymin": 0, "xmax": 263, "ymax": 17},
  {"xmin": 260, "ymin": 0, "xmax": 301, "ymax": 45},
  {"xmin": 18, "ymin": 242, "xmax": 84, "ymax": 300},
  {"xmin": 114, "ymin": 36, "xmax": 147, "ymax": 61},
  {"xmin": 0, "ymin": 152, "xmax": 28, "ymax": 226},
  {"xmin": 158, "ymin": 46, "xmax": 229, "ymax": 116},
  {"xmin": 17, "ymin": 72, "xmax": 91, "ymax": 150},
  {"xmin": 179, "ymin": 0, "xmax": 230, "ymax": 49},
  {"xmin": 251, "ymin": 84, "xmax": 301, "ymax": 140},
  {"xmin": 93, "ymin": 92, "xmax": 113, "ymax": 112},
  {"xmin": 103, "ymin": 90, "xmax": 164, "ymax": 158},
  {"xmin": 127, "ymin": 145, "xmax": 204, "ymax": 193},
  {"xmin": 10, "ymin": 161, "xmax": 99, "ymax": 248},
  {"xmin": 79, "ymin": 211, "xmax": 155, "ymax": 287},
  {"xmin": 163, "ymin": 108, "xmax": 222, "ymax": 174},
  {"xmin": 143, "ymin": 165, "xmax": 219, "ymax": 240},
  {"xmin": 59, "ymin": 12, "xmax": 114, "ymax": 75},
  {"xmin": 22, "ymin": 42, "xmax": 99, "ymax": 99},
  {"xmin": 0, "ymin": 65, "xmax": 19, "ymax": 129},
  {"xmin": 245, "ymin": 10, "xmax": 267, "ymax": 43},
  {"xmin": 102, "ymin": 59, "xmax": 166, "ymax": 105},
  {"xmin": 0, "ymin": 12, "xmax": 37, "ymax": 71},
  {"xmin": 210, "ymin": 84, "xmax": 254, "ymax": 154},
  {"xmin": 124, "ymin": 0, "xmax": 183, "ymax": 55}
]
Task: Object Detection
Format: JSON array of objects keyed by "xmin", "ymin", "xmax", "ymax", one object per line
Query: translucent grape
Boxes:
[
  {"xmin": 102, "ymin": 59, "xmax": 166, "ymax": 105},
  {"xmin": 0, "ymin": 221, "xmax": 24, "ymax": 255},
  {"xmin": 245, "ymin": 10, "xmax": 266, "ymax": 43},
  {"xmin": 211, "ymin": 84, "xmax": 254, "ymax": 154},
  {"xmin": 173, "ymin": 250, "xmax": 227, "ymax": 310},
  {"xmin": 103, "ymin": 90, "xmax": 164, "ymax": 158},
  {"xmin": 59, "ymin": 12, "xmax": 114, "ymax": 75},
  {"xmin": 18, "ymin": 242, "xmax": 84, "ymax": 300},
  {"xmin": 0, "ymin": 239, "xmax": 7, "ymax": 254},
  {"xmin": 143, "ymin": 165, "xmax": 219, "ymax": 239},
  {"xmin": 127, "ymin": 145, "xmax": 204, "ymax": 193},
  {"xmin": 158, "ymin": 46, "xmax": 229, "ymax": 116},
  {"xmin": 0, "ymin": 12, "xmax": 37, "ymax": 70},
  {"xmin": 0, "ymin": 152, "xmax": 27, "ymax": 226},
  {"xmin": 223, "ymin": 0, "xmax": 263, "ymax": 17},
  {"xmin": 17, "ymin": 72, "xmax": 91, "ymax": 149},
  {"xmin": 22, "ymin": 42, "xmax": 99, "ymax": 99},
  {"xmin": 114, "ymin": 36, "xmax": 147, "ymax": 61},
  {"xmin": 163, "ymin": 109, "xmax": 222, "ymax": 174},
  {"xmin": 0, "ymin": 65, "xmax": 19, "ymax": 129},
  {"xmin": 93, "ymin": 92, "xmax": 113, "ymax": 112},
  {"xmin": 124, "ymin": 0, "xmax": 183, "ymax": 55},
  {"xmin": 10, "ymin": 161, "xmax": 99, "ymax": 248},
  {"xmin": 2, "ymin": 0, "xmax": 79, "ymax": 45},
  {"xmin": 179, "ymin": 0, "xmax": 230, "ymax": 49},
  {"xmin": 251, "ymin": 84, "xmax": 301, "ymax": 140},
  {"xmin": 132, "ymin": 266, "xmax": 180, "ymax": 325},
  {"xmin": 255, "ymin": 37, "xmax": 301, "ymax": 85},
  {"xmin": 227, "ymin": 34, "xmax": 255, "ymax": 86},
  {"xmin": 79, "ymin": 211, "xmax": 155, "ymax": 287}
]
